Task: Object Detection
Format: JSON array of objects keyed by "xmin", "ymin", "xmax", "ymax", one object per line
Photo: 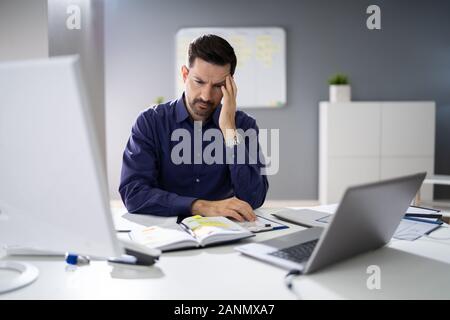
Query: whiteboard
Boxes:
[{"xmin": 175, "ymin": 27, "xmax": 286, "ymax": 108}]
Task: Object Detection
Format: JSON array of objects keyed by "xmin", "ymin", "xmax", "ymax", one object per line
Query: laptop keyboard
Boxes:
[{"xmin": 269, "ymin": 239, "xmax": 319, "ymax": 263}]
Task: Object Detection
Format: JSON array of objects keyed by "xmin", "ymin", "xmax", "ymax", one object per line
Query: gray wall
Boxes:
[
  {"xmin": 48, "ymin": 0, "xmax": 106, "ymax": 166},
  {"xmin": 0, "ymin": 0, "xmax": 48, "ymax": 61},
  {"xmin": 105, "ymin": 0, "xmax": 450, "ymax": 200}
]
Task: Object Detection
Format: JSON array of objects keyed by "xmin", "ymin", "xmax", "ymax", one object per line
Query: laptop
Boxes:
[{"xmin": 235, "ymin": 172, "xmax": 426, "ymax": 274}]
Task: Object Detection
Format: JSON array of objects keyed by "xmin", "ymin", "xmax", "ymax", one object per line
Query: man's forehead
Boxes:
[
  {"xmin": 192, "ymin": 72, "xmax": 228, "ymax": 84},
  {"xmin": 190, "ymin": 59, "xmax": 230, "ymax": 82}
]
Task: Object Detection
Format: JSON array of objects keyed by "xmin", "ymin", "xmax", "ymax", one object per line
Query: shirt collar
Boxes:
[
  {"xmin": 175, "ymin": 93, "xmax": 190, "ymax": 123},
  {"xmin": 176, "ymin": 92, "xmax": 222, "ymax": 128}
]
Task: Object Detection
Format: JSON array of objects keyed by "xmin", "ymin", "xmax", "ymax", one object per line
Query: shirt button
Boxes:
[{"xmin": 195, "ymin": 178, "xmax": 200, "ymax": 183}]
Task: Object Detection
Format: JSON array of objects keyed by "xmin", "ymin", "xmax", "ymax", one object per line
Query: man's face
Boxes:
[{"xmin": 182, "ymin": 58, "xmax": 230, "ymax": 122}]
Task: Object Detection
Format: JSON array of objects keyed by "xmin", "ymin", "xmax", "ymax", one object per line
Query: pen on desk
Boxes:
[
  {"xmin": 65, "ymin": 253, "xmax": 90, "ymax": 266},
  {"xmin": 409, "ymin": 205, "xmax": 441, "ymax": 212},
  {"xmin": 179, "ymin": 222, "xmax": 196, "ymax": 238},
  {"xmin": 404, "ymin": 213, "xmax": 442, "ymax": 219},
  {"xmin": 403, "ymin": 216, "xmax": 443, "ymax": 225}
]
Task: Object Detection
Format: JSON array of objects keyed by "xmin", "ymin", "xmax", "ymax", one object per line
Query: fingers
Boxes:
[
  {"xmin": 230, "ymin": 76, "xmax": 237, "ymax": 99},
  {"xmin": 230, "ymin": 198, "xmax": 256, "ymax": 221},
  {"xmin": 201, "ymin": 198, "xmax": 255, "ymax": 222},
  {"xmin": 220, "ymin": 85, "xmax": 229, "ymax": 100},
  {"xmin": 225, "ymin": 75, "xmax": 234, "ymax": 98},
  {"xmin": 202, "ymin": 205, "xmax": 244, "ymax": 222},
  {"xmin": 222, "ymin": 209, "xmax": 245, "ymax": 222},
  {"xmin": 237, "ymin": 198, "xmax": 256, "ymax": 221}
]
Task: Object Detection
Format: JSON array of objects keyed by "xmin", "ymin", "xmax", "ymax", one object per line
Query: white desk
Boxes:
[{"xmin": 1, "ymin": 205, "xmax": 450, "ymax": 299}]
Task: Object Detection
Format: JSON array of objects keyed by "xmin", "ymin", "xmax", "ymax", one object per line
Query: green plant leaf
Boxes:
[
  {"xmin": 328, "ymin": 73, "xmax": 349, "ymax": 85},
  {"xmin": 154, "ymin": 96, "xmax": 165, "ymax": 104}
]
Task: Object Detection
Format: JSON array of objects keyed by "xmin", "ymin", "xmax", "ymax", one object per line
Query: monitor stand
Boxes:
[{"xmin": 0, "ymin": 261, "xmax": 39, "ymax": 294}]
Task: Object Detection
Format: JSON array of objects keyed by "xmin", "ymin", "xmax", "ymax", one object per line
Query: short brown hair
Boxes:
[{"xmin": 188, "ymin": 34, "xmax": 237, "ymax": 76}]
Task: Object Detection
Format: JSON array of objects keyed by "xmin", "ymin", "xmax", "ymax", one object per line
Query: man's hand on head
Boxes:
[
  {"xmin": 219, "ymin": 75, "xmax": 238, "ymax": 140},
  {"xmin": 191, "ymin": 197, "xmax": 256, "ymax": 222}
]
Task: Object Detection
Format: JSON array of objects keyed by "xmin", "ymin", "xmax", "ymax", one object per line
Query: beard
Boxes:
[{"xmin": 188, "ymin": 97, "xmax": 216, "ymax": 119}]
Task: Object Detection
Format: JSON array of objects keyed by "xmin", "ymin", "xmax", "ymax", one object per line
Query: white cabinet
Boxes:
[{"xmin": 319, "ymin": 101, "xmax": 435, "ymax": 204}]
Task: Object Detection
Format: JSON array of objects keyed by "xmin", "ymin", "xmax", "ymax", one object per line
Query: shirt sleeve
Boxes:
[
  {"xmin": 226, "ymin": 117, "xmax": 269, "ymax": 209},
  {"xmin": 118, "ymin": 111, "xmax": 197, "ymax": 216}
]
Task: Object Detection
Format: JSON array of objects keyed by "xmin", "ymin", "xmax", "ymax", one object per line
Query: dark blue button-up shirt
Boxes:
[{"xmin": 119, "ymin": 93, "xmax": 269, "ymax": 216}]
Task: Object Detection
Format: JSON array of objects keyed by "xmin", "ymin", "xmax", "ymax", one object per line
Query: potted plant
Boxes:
[
  {"xmin": 154, "ymin": 96, "xmax": 165, "ymax": 104},
  {"xmin": 328, "ymin": 73, "xmax": 351, "ymax": 103}
]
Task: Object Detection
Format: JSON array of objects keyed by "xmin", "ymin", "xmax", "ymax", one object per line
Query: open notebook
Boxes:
[{"xmin": 130, "ymin": 215, "xmax": 254, "ymax": 252}]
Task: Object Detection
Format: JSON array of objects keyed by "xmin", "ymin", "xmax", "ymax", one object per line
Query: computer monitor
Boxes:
[{"xmin": 0, "ymin": 56, "xmax": 159, "ymax": 293}]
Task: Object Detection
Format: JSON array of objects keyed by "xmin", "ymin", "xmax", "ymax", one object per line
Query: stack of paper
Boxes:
[
  {"xmin": 309, "ymin": 205, "xmax": 443, "ymax": 241},
  {"xmin": 393, "ymin": 219, "xmax": 442, "ymax": 241}
]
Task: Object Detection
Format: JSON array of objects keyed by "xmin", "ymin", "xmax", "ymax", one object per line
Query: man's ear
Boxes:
[{"xmin": 181, "ymin": 65, "xmax": 189, "ymax": 83}]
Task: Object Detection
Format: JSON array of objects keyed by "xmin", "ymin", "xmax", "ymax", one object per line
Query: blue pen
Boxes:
[
  {"xmin": 65, "ymin": 253, "xmax": 78, "ymax": 265},
  {"xmin": 256, "ymin": 215, "xmax": 289, "ymax": 230},
  {"xmin": 403, "ymin": 216, "xmax": 443, "ymax": 225},
  {"xmin": 65, "ymin": 253, "xmax": 90, "ymax": 266}
]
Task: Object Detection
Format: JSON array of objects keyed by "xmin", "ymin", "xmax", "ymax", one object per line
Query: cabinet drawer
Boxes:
[
  {"xmin": 325, "ymin": 103, "xmax": 381, "ymax": 157},
  {"xmin": 326, "ymin": 157, "xmax": 380, "ymax": 203},
  {"xmin": 381, "ymin": 102, "xmax": 435, "ymax": 156}
]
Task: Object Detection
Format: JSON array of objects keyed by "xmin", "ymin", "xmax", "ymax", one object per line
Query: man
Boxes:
[{"xmin": 119, "ymin": 34, "xmax": 268, "ymax": 222}]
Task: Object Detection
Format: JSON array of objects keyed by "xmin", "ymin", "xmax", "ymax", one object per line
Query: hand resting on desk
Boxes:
[{"xmin": 191, "ymin": 197, "xmax": 257, "ymax": 222}]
